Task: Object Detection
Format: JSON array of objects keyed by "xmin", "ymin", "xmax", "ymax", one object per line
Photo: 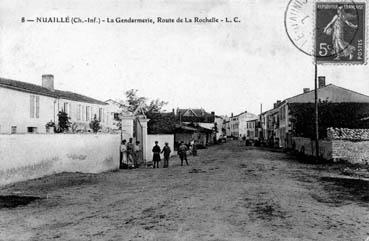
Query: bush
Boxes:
[{"xmin": 89, "ymin": 115, "xmax": 101, "ymax": 133}]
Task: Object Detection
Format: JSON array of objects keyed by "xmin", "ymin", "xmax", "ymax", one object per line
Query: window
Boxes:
[
  {"xmin": 86, "ymin": 106, "xmax": 90, "ymax": 121},
  {"xmin": 63, "ymin": 102, "xmax": 68, "ymax": 113},
  {"xmin": 27, "ymin": 127, "xmax": 37, "ymax": 133},
  {"xmin": 11, "ymin": 126, "xmax": 17, "ymax": 134},
  {"xmin": 77, "ymin": 104, "xmax": 81, "ymax": 121},
  {"xmin": 98, "ymin": 108, "xmax": 102, "ymax": 122},
  {"xmin": 82, "ymin": 105, "xmax": 86, "ymax": 121},
  {"xmin": 113, "ymin": 113, "xmax": 120, "ymax": 121},
  {"xmin": 30, "ymin": 95, "xmax": 40, "ymax": 118}
]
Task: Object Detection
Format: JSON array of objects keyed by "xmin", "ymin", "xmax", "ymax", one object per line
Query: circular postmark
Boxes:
[
  {"xmin": 284, "ymin": 0, "xmax": 315, "ymax": 56},
  {"xmin": 284, "ymin": 0, "xmax": 363, "ymax": 63}
]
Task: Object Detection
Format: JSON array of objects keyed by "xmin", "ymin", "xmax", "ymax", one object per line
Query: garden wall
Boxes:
[
  {"xmin": 292, "ymin": 137, "xmax": 332, "ymax": 160},
  {"xmin": 0, "ymin": 134, "xmax": 120, "ymax": 186}
]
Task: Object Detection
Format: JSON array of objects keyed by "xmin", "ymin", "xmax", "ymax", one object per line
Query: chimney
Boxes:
[
  {"xmin": 42, "ymin": 74, "xmax": 54, "ymax": 91},
  {"xmin": 318, "ymin": 76, "xmax": 326, "ymax": 88},
  {"xmin": 274, "ymin": 100, "xmax": 281, "ymax": 109},
  {"xmin": 303, "ymin": 88, "xmax": 310, "ymax": 93}
]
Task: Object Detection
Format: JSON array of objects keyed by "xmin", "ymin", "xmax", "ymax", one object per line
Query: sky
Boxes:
[{"xmin": 0, "ymin": 0, "xmax": 368, "ymax": 116}]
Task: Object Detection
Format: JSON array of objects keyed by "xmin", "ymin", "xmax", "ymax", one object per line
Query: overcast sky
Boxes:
[{"xmin": 0, "ymin": 0, "xmax": 368, "ymax": 116}]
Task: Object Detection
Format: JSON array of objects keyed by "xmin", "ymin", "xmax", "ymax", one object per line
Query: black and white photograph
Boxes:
[{"xmin": 0, "ymin": 0, "xmax": 369, "ymax": 240}]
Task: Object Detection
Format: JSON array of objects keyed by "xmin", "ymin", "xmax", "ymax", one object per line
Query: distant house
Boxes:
[
  {"xmin": 173, "ymin": 108, "xmax": 217, "ymax": 146},
  {"xmin": 0, "ymin": 75, "xmax": 113, "ymax": 134},
  {"xmin": 246, "ymin": 116, "xmax": 259, "ymax": 141},
  {"xmin": 229, "ymin": 111, "xmax": 258, "ymax": 139}
]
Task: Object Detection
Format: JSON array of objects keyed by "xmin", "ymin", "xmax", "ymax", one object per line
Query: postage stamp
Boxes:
[{"xmin": 315, "ymin": 2, "xmax": 366, "ymax": 64}]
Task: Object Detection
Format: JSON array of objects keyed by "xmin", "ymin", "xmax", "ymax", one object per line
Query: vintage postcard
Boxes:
[{"xmin": 1, "ymin": 0, "xmax": 369, "ymax": 240}]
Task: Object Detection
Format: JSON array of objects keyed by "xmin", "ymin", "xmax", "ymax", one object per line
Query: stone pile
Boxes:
[{"xmin": 327, "ymin": 127, "xmax": 369, "ymax": 141}]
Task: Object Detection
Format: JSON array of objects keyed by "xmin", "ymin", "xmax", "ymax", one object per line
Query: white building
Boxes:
[
  {"xmin": 230, "ymin": 111, "xmax": 258, "ymax": 138},
  {"xmin": 0, "ymin": 75, "xmax": 113, "ymax": 134}
]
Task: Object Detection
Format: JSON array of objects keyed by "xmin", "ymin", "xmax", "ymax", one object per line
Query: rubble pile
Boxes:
[{"xmin": 327, "ymin": 128, "xmax": 369, "ymax": 141}]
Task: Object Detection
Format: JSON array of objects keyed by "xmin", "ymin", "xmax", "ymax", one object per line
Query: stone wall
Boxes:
[
  {"xmin": 0, "ymin": 134, "xmax": 120, "ymax": 186},
  {"xmin": 332, "ymin": 140, "xmax": 369, "ymax": 164},
  {"xmin": 327, "ymin": 127, "xmax": 369, "ymax": 141},
  {"xmin": 292, "ymin": 137, "xmax": 332, "ymax": 160}
]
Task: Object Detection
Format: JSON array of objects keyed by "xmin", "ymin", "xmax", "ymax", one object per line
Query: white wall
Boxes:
[
  {"xmin": 0, "ymin": 134, "xmax": 120, "ymax": 186},
  {"xmin": 145, "ymin": 134, "xmax": 175, "ymax": 162},
  {"xmin": 0, "ymin": 88, "xmax": 56, "ymax": 134}
]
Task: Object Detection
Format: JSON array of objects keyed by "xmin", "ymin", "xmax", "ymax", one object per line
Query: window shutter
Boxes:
[
  {"xmin": 30, "ymin": 95, "xmax": 35, "ymax": 118},
  {"xmin": 36, "ymin": 96, "xmax": 40, "ymax": 118}
]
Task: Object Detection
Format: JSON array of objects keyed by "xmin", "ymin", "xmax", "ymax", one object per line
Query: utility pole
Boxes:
[{"xmin": 314, "ymin": 63, "xmax": 319, "ymax": 159}]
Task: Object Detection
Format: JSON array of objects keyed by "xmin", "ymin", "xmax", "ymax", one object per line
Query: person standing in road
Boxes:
[
  {"xmin": 120, "ymin": 139, "xmax": 128, "ymax": 169},
  {"xmin": 134, "ymin": 141, "xmax": 141, "ymax": 167},
  {"xmin": 161, "ymin": 142, "xmax": 171, "ymax": 168},
  {"xmin": 152, "ymin": 141, "xmax": 161, "ymax": 168},
  {"xmin": 178, "ymin": 141, "xmax": 189, "ymax": 166},
  {"xmin": 192, "ymin": 140, "xmax": 198, "ymax": 156},
  {"xmin": 127, "ymin": 138, "xmax": 134, "ymax": 168}
]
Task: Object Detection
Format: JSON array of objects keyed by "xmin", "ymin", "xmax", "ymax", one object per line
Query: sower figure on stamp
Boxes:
[
  {"xmin": 178, "ymin": 141, "xmax": 189, "ymax": 166},
  {"xmin": 161, "ymin": 142, "xmax": 171, "ymax": 168},
  {"xmin": 152, "ymin": 141, "xmax": 161, "ymax": 168},
  {"xmin": 323, "ymin": 5, "xmax": 358, "ymax": 60}
]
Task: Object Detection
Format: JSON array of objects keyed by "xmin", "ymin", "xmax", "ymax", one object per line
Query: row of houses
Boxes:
[{"xmin": 0, "ymin": 75, "xmax": 122, "ymax": 134}]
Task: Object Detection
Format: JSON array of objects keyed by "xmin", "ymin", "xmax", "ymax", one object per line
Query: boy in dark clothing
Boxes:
[
  {"xmin": 152, "ymin": 141, "xmax": 161, "ymax": 168},
  {"xmin": 178, "ymin": 142, "xmax": 189, "ymax": 166},
  {"xmin": 161, "ymin": 142, "xmax": 171, "ymax": 168}
]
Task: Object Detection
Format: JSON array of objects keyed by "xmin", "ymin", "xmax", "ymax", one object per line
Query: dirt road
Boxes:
[{"xmin": 1, "ymin": 141, "xmax": 369, "ymax": 241}]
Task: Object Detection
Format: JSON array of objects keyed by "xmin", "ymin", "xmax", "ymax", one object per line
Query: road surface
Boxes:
[{"xmin": 1, "ymin": 141, "xmax": 369, "ymax": 241}]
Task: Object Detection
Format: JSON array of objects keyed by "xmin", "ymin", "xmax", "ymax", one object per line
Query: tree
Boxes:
[
  {"xmin": 125, "ymin": 89, "xmax": 147, "ymax": 113},
  {"xmin": 57, "ymin": 111, "xmax": 71, "ymax": 133},
  {"xmin": 123, "ymin": 89, "xmax": 168, "ymax": 115},
  {"xmin": 90, "ymin": 114, "xmax": 101, "ymax": 133}
]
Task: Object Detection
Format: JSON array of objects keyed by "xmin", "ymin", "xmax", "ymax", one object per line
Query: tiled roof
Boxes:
[
  {"xmin": 286, "ymin": 84, "xmax": 369, "ymax": 103},
  {"xmin": 0, "ymin": 77, "xmax": 107, "ymax": 105},
  {"xmin": 177, "ymin": 108, "xmax": 211, "ymax": 116}
]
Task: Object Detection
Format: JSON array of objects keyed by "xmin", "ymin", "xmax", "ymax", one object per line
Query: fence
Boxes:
[{"xmin": 0, "ymin": 134, "xmax": 120, "ymax": 186}]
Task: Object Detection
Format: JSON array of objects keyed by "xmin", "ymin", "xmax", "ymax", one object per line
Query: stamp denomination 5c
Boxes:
[{"xmin": 315, "ymin": 2, "xmax": 366, "ymax": 64}]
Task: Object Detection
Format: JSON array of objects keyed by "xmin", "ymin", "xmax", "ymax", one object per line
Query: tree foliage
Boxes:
[
  {"xmin": 124, "ymin": 89, "xmax": 168, "ymax": 115},
  {"xmin": 57, "ymin": 111, "xmax": 71, "ymax": 133},
  {"xmin": 89, "ymin": 114, "xmax": 101, "ymax": 133},
  {"xmin": 289, "ymin": 102, "xmax": 369, "ymax": 139}
]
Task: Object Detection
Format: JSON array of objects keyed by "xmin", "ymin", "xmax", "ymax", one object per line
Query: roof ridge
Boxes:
[{"xmin": 0, "ymin": 77, "xmax": 107, "ymax": 105}]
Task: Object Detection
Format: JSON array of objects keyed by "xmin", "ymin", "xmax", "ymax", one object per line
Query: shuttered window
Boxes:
[
  {"xmin": 30, "ymin": 95, "xmax": 35, "ymax": 118},
  {"xmin": 86, "ymin": 106, "xmax": 90, "ymax": 121},
  {"xmin": 30, "ymin": 95, "xmax": 39, "ymax": 118},
  {"xmin": 35, "ymin": 96, "xmax": 40, "ymax": 118},
  {"xmin": 82, "ymin": 105, "xmax": 86, "ymax": 121}
]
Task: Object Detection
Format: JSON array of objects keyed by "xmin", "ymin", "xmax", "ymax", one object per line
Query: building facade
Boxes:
[
  {"xmin": 0, "ymin": 75, "xmax": 113, "ymax": 134},
  {"xmin": 260, "ymin": 79, "xmax": 369, "ymax": 148}
]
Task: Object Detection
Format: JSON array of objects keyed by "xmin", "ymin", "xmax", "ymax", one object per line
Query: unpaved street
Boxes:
[{"xmin": 1, "ymin": 141, "xmax": 369, "ymax": 241}]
